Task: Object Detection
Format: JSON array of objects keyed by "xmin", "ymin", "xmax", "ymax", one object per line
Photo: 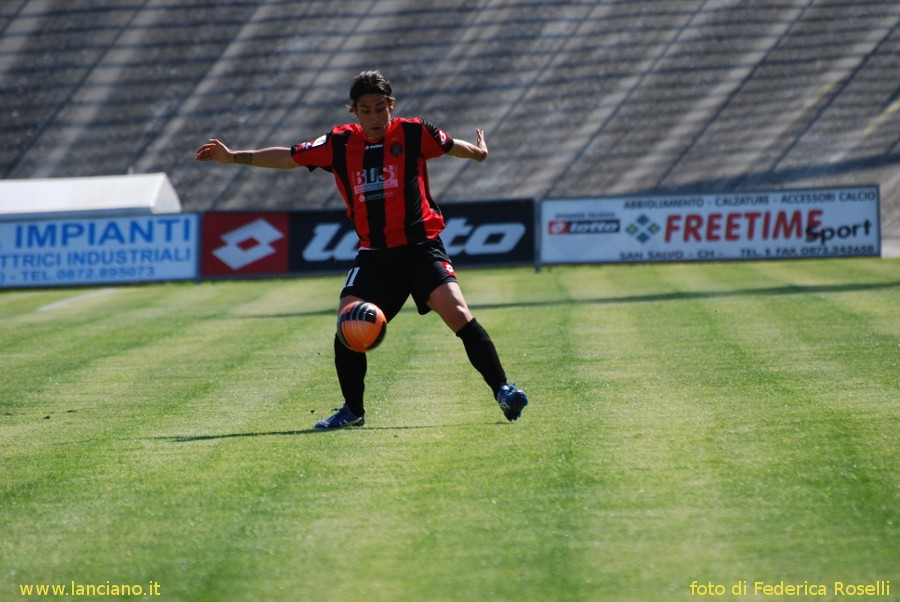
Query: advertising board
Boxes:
[
  {"xmin": 201, "ymin": 200, "xmax": 535, "ymax": 278},
  {"xmin": 541, "ymin": 186, "xmax": 880, "ymax": 265},
  {"xmin": 200, "ymin": 212, "xmax": 290, "ymax": 277},
  {"xmin": 290, "ymin": 199, "xmax": 535, "ymax": 274},
  {"xmin": 0, "ymin": 214, "xmax": 198, "ymax": 288}
]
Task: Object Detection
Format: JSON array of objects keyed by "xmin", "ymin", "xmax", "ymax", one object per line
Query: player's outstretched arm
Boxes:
[
  {"xmin": 447, "ymin": 128, "xmax": 488, "ymax": 162},
  {"xmin": 195, "ymin": 139, "xmax": 297, "ymax": 169}
]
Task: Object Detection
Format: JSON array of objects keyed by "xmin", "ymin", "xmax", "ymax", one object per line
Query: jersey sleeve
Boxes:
[
  {"xmin": 418, "ymin": 118, "xmax": 454, "ymax": 159},
  {"xmin": 290, "ymin": 132, "xmax": 333, "ymax": 171}
]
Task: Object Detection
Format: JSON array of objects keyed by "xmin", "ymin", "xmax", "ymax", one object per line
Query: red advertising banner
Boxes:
[{"xmin": 201, "ymin": 212, "xmax": 289, "ymax": 277}]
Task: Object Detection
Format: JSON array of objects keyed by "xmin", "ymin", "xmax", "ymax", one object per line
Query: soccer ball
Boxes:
[{"xmin": 337, "ymin": 301, "xmax": 387, "ymax": 353}]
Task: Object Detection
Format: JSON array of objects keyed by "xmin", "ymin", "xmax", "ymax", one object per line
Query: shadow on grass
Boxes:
[
  {"xmin": 156, "ymin": 430, "xmax": 320, "ymax": 442},
  {"xmin": 155, "ymin": 422, "xmax": 502, "ymax": 443},
  {"xmin": 240, "ymin": 281, "xmax": 899, "ymax": 320},
  {"xmin": 472, "ymin": 280, "xmax": 900, "ymax": 311}
]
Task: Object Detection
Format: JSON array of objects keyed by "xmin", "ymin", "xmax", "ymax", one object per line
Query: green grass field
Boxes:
[{"xmin": 1, "ymin": 259, "xmax": 897, "ymax": 601}]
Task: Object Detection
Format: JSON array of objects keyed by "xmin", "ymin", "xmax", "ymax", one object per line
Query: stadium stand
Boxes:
[{"xmin": 2, "ymin": 0, "xmax": 898, "ymax": 239}]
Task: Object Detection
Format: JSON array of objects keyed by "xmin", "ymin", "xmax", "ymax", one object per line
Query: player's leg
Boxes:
[
  {"xmin": 430, "ymin": 283, "xmax": 501, "ymax": 391},
  {"xmin": 429, "ymin": 283, "xmax": 529, "ymax": 421},
  {"xmin": 411, "ymin": 241, "xmax": 529, "ymax": 421},
  {"xmin": 315, "ymin": 291, "xmax": 368, "ymax": 430},
  {"xmin": 332, "ymin": 294, "xmax": 368, "ymax": 418},
  {"xmin": 316, "ymin": 252, "xmax": 407, "ymax": 430}
]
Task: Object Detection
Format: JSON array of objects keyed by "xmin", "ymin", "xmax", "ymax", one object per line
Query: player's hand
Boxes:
[
  {"xmin": 446, "ymin": 130, "xmax": 488, "ymax": 162},
  {"xmin": 475, "ymin": 129, "xmax": 488, "ymax": 163},
  {"xmin": 475, "ymin": 129, "xmax": 488, "ymax": 160},
  {"xmin": 195, "ymin": 139, "xmax": 232, "ymax": 163}
]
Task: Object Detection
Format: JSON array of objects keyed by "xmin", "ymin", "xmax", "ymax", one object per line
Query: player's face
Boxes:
[{"xmin": 353, "ymin": 93, "xmax": 394, "ymax": 141}]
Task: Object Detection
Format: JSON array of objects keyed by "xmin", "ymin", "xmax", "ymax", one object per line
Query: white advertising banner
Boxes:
[
  {"xmin": 541, "ymin": 186, "xmax": 880, "ymax": 265},
  {"xmin": 0, "ymin": 214, "xmax": 199, "ymax": 288}
]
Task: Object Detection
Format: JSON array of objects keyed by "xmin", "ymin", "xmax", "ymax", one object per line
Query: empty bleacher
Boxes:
[{"xmin": 2, "ymin": 0, "xmax": 898, "ymax": 235}]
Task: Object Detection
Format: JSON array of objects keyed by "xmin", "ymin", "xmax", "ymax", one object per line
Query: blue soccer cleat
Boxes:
[
  {"xmin": 315, "ymin": 404, "xmax": 365, "ymax": 430},
  {"xmin": 497, "ymin": 383, "xmax": 528, "ymax": 421}
]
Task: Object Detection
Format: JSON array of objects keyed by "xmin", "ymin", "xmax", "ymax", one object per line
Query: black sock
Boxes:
[
  {"xmin": 455, "ymin": 318, "xmax": 507, "ymax": 398},
  {"xmin": 334, "ymin": 334, "xmax": 366, "ymax": 417}
]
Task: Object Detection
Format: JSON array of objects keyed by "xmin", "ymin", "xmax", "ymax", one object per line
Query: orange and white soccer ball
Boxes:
[{"xmin": 337, "ymin": 301, "xmax": 387, "ymax": 353}]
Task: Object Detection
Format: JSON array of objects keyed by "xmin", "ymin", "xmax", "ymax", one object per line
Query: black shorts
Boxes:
[{"xmin": 340, "ymin": 237, "xmax": 458, "ymax": 321}]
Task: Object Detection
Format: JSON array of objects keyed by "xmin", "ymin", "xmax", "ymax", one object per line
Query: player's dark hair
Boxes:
[{"xmin": 348, "ymin": 70, "xmax": 394, "ymax": 111}]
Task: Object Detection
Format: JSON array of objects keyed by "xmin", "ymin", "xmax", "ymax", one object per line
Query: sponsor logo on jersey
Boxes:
[
  {"xmin": 353, "ymin": 166, "xmax": 398, "ymax": 197},
  {"xmin": 299, "ymin": 134, "xmax": 327, "ymax": 151}
]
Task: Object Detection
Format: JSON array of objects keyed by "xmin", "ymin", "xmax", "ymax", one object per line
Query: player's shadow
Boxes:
[
  {"xmin": 156, "ymin": 422, "xmax": 501, "ymax": 443},
  {"xmin": 156, "ymin": 430, "xmax": 320, "ymax": 442}
]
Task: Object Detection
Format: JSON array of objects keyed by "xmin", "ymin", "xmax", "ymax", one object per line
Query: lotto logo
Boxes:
[
  {"xmin": 213, "ymin": 219, "xmax": 283, "ymax": 269},
  {"xmin": 548, "ymin": 217, "xmax": 619, "ymax": 236},
  {"xmin": 548, "ymin": 220, "xmax": 569, "ymax": 235},
  {"xmin": 441, "ymin": 260, "xmax": 456, "ymax": 276},
  {"xmin": 201, "ymin": 213, "xmax": 289, "ymax": 276}
]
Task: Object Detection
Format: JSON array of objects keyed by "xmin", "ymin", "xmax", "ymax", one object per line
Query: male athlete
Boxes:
[{"xmin": 195, "ymin": 70, "xmax": 528, "ymax": 430}]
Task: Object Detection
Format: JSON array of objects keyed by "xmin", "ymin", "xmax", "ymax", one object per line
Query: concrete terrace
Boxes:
[{"xmin": 2, "ymin": 0, "xmax": 899, "ymax": 237}]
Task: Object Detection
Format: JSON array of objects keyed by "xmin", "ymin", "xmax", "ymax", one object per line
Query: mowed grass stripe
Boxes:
[
  {"xmin": 663, "ymin": 262, "xmax": 896, "ymax": 582},
  {"xmin": 723, "ymin": 262, "xmax": 898, "ymax": 577},
  {"xmin": 577, "ymin": 265, "xmax": 752, "ymax": 597}
]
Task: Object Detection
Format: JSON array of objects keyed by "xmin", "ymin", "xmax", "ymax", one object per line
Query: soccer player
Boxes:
[{"xmin": 195, "ymin": 70, "xmax": 528, "ymax": 430}]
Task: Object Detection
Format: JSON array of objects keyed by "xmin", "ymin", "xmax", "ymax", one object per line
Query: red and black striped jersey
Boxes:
[{"xmin": 290, "ymin": 117, "xmax": 454, "ymax": 249}]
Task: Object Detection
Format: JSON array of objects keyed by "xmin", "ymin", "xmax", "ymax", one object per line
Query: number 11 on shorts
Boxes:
[{"xmin": 344, "ymin": 267, "xmax": 360, "ymax": 288}]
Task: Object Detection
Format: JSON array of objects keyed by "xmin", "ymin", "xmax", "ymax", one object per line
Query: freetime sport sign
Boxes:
[{"xmin": 541, "ymin": 186, "xmax": 880, "ymax": 265}]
